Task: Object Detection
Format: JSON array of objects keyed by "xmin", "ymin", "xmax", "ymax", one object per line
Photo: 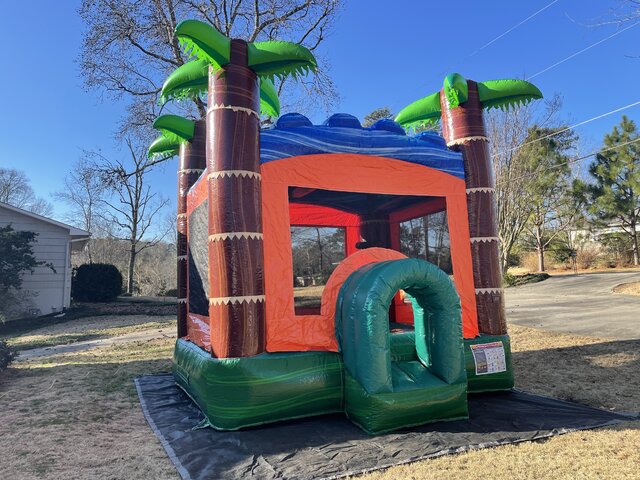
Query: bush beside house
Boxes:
[{"xmin": 72, "ymin": 263, "xmax": 123, "ymax": 302}]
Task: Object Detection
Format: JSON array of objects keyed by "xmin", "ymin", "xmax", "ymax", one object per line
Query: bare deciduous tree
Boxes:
[
  {"xmin": 54, "ymin": 158, "xmax": 107, "ymax": 263},
  {"xmin": 79, "ymin": 0, "xmax": 342, "ymax": 139},
  {"xmin": 134, "ymin": 241, "xmax": 177, "ymax": 295},
  {"xmin": 89, "ymin": 138, "xmax": 171, "ymax": 294},
  {"xmin": 0, "ymin": 168, "xmax": 53, "ymax": 216},
  {"xmin": 488, "ymin": 96, "xmax": 565, "ymax": 272},
  {"xmin": 613, "ymin": 1, "xmax": 640, "ymax": 23},
  {"xmin": 488, "ymin": 105, "xmax": 534, "ymax": 272},
  {"xmin": 74, "ymin": 236, "xmax": 177, "ymax": 296}
]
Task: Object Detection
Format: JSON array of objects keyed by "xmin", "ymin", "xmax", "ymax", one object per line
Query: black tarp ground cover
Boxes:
[{"xmin": 135, "ymin": 374, "xmax": 637, "ymax": 480}]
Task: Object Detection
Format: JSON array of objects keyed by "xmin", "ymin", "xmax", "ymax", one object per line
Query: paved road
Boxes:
[{"xmin": 505, "ymin": 271, "xmax": 640, "ymax": 340}]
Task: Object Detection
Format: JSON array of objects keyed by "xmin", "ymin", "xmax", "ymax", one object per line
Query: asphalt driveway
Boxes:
[{"xmin": 505, "ymin": 271, "xmax": 640, "ymax": 340}]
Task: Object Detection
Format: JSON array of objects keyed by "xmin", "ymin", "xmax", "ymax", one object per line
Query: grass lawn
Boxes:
[
  {"xmin": 0, "ymin": 319, "xmax": 638, "ymax": 479},
  {"xmin": 3, "ymin": 315, "xmax": 175, "ymax": 351}
]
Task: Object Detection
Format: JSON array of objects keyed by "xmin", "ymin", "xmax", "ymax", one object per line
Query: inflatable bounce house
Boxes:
[{"xmin": 148, "ymin": 20, "xmax": 542, "ymax": 434}]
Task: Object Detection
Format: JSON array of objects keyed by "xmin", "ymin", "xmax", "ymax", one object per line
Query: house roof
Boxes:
[
  {"xmin": 260, "ymin": 113, "xmax": 465, "ymax": 179},
  {"xmin": 0, "ymin": 201, "xmax": 91, "ymax": 240}
]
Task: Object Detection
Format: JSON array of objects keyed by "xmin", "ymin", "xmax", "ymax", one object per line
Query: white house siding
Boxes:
[{"xmin": 0, "ymin": 207, "xmax": 73, "ymax": 315}]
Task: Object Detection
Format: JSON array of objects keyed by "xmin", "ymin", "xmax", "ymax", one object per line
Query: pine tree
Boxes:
[
  {"xmin": 521, "ymin": 126, "xmax": 579, "ymax": 272},
  {"xmin": 586, "ymin": 116, "xmax": 640, "ymax": 265}
]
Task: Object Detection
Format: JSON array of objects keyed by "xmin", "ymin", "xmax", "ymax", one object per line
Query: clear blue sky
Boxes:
[{"xmin": 1, "ymin": 0, "xmax": 639, "ymax": 221}]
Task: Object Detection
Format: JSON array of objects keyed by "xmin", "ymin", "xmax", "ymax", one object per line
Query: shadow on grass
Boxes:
[
  {"xmin": 0, "ymin": 301, "xmax": 177, "ymax": 337},
  {"xmin": 512, "ymin": 338, "xmax": 640, "ymax": 413},
  {"xmin": 9, "ymin": 333, "xmax": 106, "ymax": 352}
]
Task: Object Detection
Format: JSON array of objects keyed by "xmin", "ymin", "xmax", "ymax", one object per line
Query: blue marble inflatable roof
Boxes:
[{"xmin": 259, "ymin": 113, "xmax": 464, "ymax": 179}]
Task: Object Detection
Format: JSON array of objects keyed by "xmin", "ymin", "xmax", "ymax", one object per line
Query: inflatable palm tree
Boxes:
[
  {"xmin": 148, "ymin": 60, "xmax": 282, "ymax": 343},
  {"xmin": 396, "ymin": 74, "xmax": 542, "ymax": 336},
  {"xmin": 149, "ymin": 114, "xmax": 206, "ymax": 339},
  {"xmin": 173, "ymin": 20, "xmax": 317, "ymax": 357}
]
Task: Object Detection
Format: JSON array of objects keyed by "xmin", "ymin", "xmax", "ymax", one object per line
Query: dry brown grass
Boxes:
[
  {"xmin": 0, "ymin": 320, "xmax": 638, "ymax": 479},
  {"xmin": 613, "ymin": 281, "xmax": 640, "ymax": 297},
  {"xmin": 519, "ymin": 251, "xmax": 542, "ymax": 273},
  {"xmin": 293, "ymin": 285, "xmax": 325, "ymax": 298},
  {"xmin": 0, "ymin": 336, "xmax": 178, "ymax": 479},
  {"xmin": 4, "ymin": 315, "xmax": 175, "ymax": 351}
]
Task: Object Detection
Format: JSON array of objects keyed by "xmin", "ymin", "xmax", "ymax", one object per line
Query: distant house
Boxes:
[
  {"xmin": 570, "ymin": 223, "xmax": 640, "ymax": 244},
  {"xmin": 0, "ymin": 202, "xmax": 90, "ymax": 316}
]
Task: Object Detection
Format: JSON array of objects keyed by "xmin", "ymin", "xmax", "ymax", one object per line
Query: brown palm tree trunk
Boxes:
[
  {"xmin": 440, "ymin": 80, "xmax": 506, "ymax": 336},
  {"xmin": 206, "ymin": 39, "xmax": 265, "ymax": 357},
  {"xmin": 177, "ymin": 120, "xmax": 206, "ymax": 338}
]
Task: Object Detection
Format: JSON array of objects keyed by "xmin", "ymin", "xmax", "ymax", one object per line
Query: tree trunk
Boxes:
[
  {"xmin": 631, "ymin": 221, "xmax": 639, "ymax": 266},
  {"xmin": 315, "ymin": 227, "xmax": 324, "ymax": 272},
  {"xmin": 440, "ymin": 81, "xmax": 506, "ymax": 336},
  {"xmin": 206, "ymin": 39, "xmax": 265, "ymax": 358},
  {"xmin": 177, "ymin": 120, "xmax": 206, "ymax": 338},
  {"xmin": 423, "ymin": 216, "xmax": 430, "ymax": 262},
  {"xmin": 537, "ymin": 246, "xmax": 545, "ymax": 272},
  {"xmin": 500, "ymin": 245, "xmax": 510, "ymax": 274},
  {"xmin": 87, "ymin": 237, "xmax": 93, "ymax": 264},
  {"xmin": 127, "ymin": 243, "xmax": 136, "ymax": 294},
  {"xmin": 536, "ymin": 224, "xmax": 545, "ymax": 272}
]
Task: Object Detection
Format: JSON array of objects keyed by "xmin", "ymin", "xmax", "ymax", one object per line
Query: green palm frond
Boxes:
[
  {"xmin": 152, "ymin": 115, "xmax": 195, "ymax": 144},
  {"xmin": 259, "ymin": 77, "xmax": 280, "ymax": 117},
  {"xmin": 174, "ymin": 20, "xmax": 230, "ymax": 70},
  {"xmin": 160, "ymin": 60, "xmax": 209, "ymax": 104},
  {"xmin": 443, "ymin": 73, "xmax": 468, "ymax": 108},
  {"xmin": 248, "ymin": 41, "xmax": 317, "ymax": 81},
  {"xmin": 159, "ymin": 60, "xmax": 280, "ymax": 117},
  {"xmin": 477, "ymin": 79, "xmax": 543, "ymax": 111},
  {"xmin": 395, "ymin": 92, "xmax": 442, "ymax": 129},
  {"xmin": 148, "ymin": 135, "xmax": 180, "ymax": 160}
]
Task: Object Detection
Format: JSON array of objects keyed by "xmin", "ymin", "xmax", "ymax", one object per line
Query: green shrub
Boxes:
[
  {"xmin": 504, "ymin": 272, "xmax": 550, "ymax": 288},
  {"xmin": 503, "ymin": 272, "xmax": 515, "ymax": 287},
  {"xmin": 72, "ymin": 263, "xmax": 123, "ymax": 302},
  {"xmin": 599, "ymin": 232, "xmax": 634, "ymax": 267},
  {"xmin": 548, "ymin": 243, "xmax": 574, "ymax": 264},
  {"xmin": 0, "ymin": 340, "xmax": 16, "ymax": 370}
]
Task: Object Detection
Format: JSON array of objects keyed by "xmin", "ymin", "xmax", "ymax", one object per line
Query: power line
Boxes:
[
  {"xmin": 470, "ymin": 0, "xmax": 560, "ymax": 57},
  {"xmin": 437, "ymin": 1, "xmax": 559, "ymax": 78},
  {"xmin": 496, "ymin": 136, "xmax": 640, "ymax": 186},
  {"xmin": 528, "ymin": 21, "xmax": 640, "ymax": 79},
  {"xmin": 495, "ymin": 99, "xmax": 640, "ymax": 157}
]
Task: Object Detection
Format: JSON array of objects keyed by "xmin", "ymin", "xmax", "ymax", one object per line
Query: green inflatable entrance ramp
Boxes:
[{"xmin": 336, "ymin": 258, "xmax": 468, "ymax": 434}]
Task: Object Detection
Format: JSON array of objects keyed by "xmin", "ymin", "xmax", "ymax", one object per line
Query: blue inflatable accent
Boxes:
[
  {"xmin": 275, "ymin": 113, "xmax": 313, "ymax": 128},
  {"xmin": 323, "ymin": 113, "xmax": 362, "ymax": 129},
  {"xmin": 415, "ymin": 131, "xmax": 448, "ymax": 149},
  {"xmin": 369, "ymin": 118, "xmax": 406, "ymax": 135},
  {"xmin": 260, "ymin": 114, "xmax": 465, "ymax": 179}
]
